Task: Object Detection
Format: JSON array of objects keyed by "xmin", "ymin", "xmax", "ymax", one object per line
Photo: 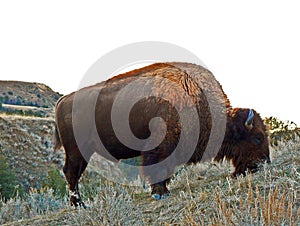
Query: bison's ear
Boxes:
[{"xmin": 245, "ymin": 109, "xmax": 254, "ymax": 130}]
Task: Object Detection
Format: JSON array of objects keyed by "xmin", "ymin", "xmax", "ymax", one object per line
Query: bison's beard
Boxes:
[{"xmin": 246, "ymin": 163, "xmax": 259, "ymax": 173}]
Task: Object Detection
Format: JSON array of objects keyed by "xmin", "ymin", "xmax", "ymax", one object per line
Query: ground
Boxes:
[{"xmin": 0, "ymin": 112, "xmax": 299, "ymax": 225}]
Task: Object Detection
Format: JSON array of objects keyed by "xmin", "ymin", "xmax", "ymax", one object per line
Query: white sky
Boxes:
[{"xmin": 0, "ymin": 1, "xmax": 299, "ymax": 124}]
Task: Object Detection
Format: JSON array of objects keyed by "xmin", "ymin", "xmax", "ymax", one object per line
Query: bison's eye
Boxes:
[{"xmin": 253, "ymin": 136, "xmax": 263, "ymax": 145}]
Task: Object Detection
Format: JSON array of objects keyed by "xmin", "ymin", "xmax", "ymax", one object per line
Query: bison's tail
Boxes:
[{"xmin": 54, "ymin": 123, "xmax": 62, "ymax": 152}]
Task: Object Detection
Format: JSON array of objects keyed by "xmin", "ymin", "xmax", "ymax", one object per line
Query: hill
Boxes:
[
  {"xmin": 0, "ymin": 81, "xmax": 62, "ymax": 109},
  {"xmin": 0, "ymin": 80, "xmax": 65, "ymax": 196},
  {"xmin": 0, "ymin": 115, "xmax": 64, "ymax": 191}
]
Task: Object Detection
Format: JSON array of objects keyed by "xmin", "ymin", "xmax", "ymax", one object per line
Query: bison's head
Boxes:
[{"xmin": 219, "ymin": 108, "xmax": 270, "ymax": 176}]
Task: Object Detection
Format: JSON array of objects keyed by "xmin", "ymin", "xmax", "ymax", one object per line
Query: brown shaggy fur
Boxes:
[{"xmin": 55, "ymin": 62, "xmax": 270, "ymax": 206}]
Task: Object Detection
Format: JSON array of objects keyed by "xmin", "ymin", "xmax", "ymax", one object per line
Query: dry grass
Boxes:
[
  {"xmin": 0, "ymin": 115, "xmax": 64, "ymax": 194},
  {"xmin": 1, "ymin": 138, "xmax": 299, "ymax": 225}
]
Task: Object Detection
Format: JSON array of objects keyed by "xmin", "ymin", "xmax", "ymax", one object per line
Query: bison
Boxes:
[{"xmin": 54, "ymin": 62, "xmax": 270, "ymax": 207}]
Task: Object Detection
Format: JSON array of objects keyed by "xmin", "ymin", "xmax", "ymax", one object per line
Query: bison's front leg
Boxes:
[
  {"xmin": 151, "ymin": 180, "xmax": 171, "ymax": 200},
  {"xmin": 141, "ymin": 148, "xmax": 174, "ymax": 200}
]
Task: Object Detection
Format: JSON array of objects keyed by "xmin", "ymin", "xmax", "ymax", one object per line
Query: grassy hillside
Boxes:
[
  {"xmin": 0, "ymin": 113, "xmax": 299, "ymax": 225},
  {"xmin": 0, "ymin": 81, "xmax": 61, "ymax": 109},
  {"xmin": 0, "ymin": 115, "xmax": 64, "ymax": 192}
]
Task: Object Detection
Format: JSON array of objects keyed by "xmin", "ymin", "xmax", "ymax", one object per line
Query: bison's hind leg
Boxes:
[{"xmin": 63, "ymin": 147, "xmax": 89, "ymax": 208}]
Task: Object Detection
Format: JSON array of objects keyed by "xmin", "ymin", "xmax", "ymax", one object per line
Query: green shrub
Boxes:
[
  {"xmin": 16, "ymin": 96, "xmax": 23, "ymax": 105},
  {"xmin": 265, "ymin": 117, "xmax": 300, "ymax": 146},
  {"xmin": 4, "ymin": 96, "xmax": 9, "ymax": 103},
  {"xmin": 42, "ymin": 167, "xmax": 66, "ymax": 197},
  {"xmin": 17, "ymin": 109, "xmax": 24, "ymax": 116},
  {"xmin": 0, "ymin": 155, "xmax": 23, "ymax": 200}
]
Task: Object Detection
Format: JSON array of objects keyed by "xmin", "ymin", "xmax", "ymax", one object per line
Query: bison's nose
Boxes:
[{"xmin": 266, "ymin": 156, "xmax": 271, "ymax": 164}]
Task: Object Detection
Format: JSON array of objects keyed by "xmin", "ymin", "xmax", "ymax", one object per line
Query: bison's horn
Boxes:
[{"xmin": 245, "ymin": 109, "xmax": 254, "ymax": 130}]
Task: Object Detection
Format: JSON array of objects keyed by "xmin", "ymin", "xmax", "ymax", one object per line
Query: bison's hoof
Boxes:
[
  {"xmin": 152, "ymin": 194, "xmax": 161, "ymax": 200},
  {"xmin": 71, "ymin": 201, "xmax": 87, "ymax": 209},
  {"xmin": 73, "ymin": 203, "xmax": 87, "ymax": 209},
  {"xmin": 80, "ymin": 203, "xmax": 88, "ymax": 209},
  {"xmin": 152, "ymin": 193, "xmax": 171, "ymax": 200}
]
